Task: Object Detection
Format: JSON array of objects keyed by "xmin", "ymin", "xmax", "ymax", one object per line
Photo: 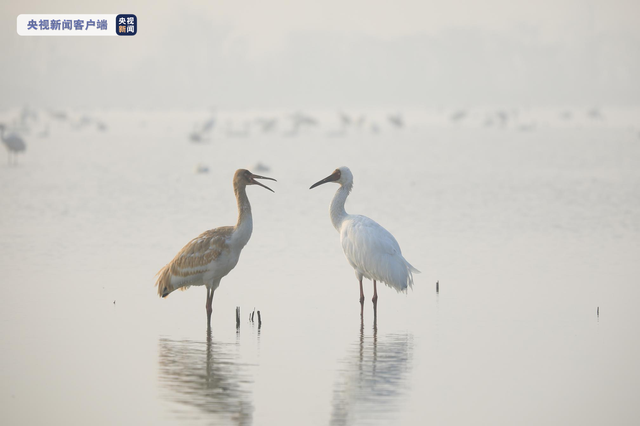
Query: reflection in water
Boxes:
[
  {"xmin": 158, "ymin": 330, "xmax": 254, "ymax": 425},
  {"xmin": 330, "ymin": 321, "xmax": 414, "ymax": 425}
]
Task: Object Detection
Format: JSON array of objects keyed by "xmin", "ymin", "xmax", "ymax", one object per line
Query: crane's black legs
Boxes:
[
  {"xmin": 359, "ymin": 278, "xmax": 365, "ymax": 318},
  {"xmin": 206, "ymin": 287, "xmax": 214, "ymax": 328},
  {"xmin": 372, "ymin": 280, "xmax": 378, "ymax": 325},
  {"xmin": 359, "ymin": 279, "xmax": 379, "ymax": 323}
]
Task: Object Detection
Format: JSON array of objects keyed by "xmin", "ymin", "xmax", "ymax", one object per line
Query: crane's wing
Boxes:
[
  {"xmin": 341, "ymin": 215, "xmax": 419, "ymax": 292},
  {"xmin": 3, "ymin": 133, "xmax": 26, "ymax": 151},
  {"xmin": 155, "ymin": 226, "xmax": 233, "ymax": 297}
]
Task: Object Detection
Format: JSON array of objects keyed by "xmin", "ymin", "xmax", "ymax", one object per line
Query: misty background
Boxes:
[{"xmin": 1, "ymin": 0, "xmax": 639, "ymax": 110}]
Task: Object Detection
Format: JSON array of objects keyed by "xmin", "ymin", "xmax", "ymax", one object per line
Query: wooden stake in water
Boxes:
[
  {"xmin": 257, "ymin": 311, "xmax": 262, "ymax": 328},
  {"xmin": 236, "ymin": 306, "xmax": 240, "ymax": 329},
  {"xmin": 436, "ymin": 280, "xmax": 439, "ymax": 293},
  {"xmin": 597, "ymin": 307, "xmax": 599, "ymax": 317}
]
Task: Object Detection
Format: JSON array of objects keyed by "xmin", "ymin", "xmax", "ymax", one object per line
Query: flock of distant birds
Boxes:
[
  {"xmin": 0, "ymin": 106, "xmax": 108, "ymax": 165},
  {"xmin": 187, "ymin": 107, "xmax": 608, "ymax": 143},
  {"xmin": 0, "ymin": 105, "xmax": 617, "ymax": 166},
  {"xmin": 188, "ymin": 111, "xmax": 402, "ymax": 142}
]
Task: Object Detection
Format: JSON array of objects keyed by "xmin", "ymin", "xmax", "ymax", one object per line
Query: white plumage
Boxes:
[
  {"xmin": 311, "ymin": 166, "xmax": 419, "ymax": 310},
  {"xmin": 340, "ymin": 215, "xmax": 418, "ymax": 292}
]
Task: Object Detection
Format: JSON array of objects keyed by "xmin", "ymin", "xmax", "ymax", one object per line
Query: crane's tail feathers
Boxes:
[
  {"xmin": 155, "ymin": 265, "xmax": 175, "ymax": 298},
  {"xmin": 404, "ymin": 259, "xmax": 420, "ymax": 292},
  {"xmin": 378, "ymin": 257, "xmax": 421, "ymax": 293},
  {"xmin": 406, "ymin": 260, "xmax": 421, "ymax": 274}
]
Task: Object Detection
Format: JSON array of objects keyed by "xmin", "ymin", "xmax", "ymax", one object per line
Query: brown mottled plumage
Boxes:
[
  {"xmin": 155, "ymin": 169, "xmax": 276, "ymax": 327},
  {"xmin": 155, "ymin": 227, "xmax": 233, "ymax": 297}
]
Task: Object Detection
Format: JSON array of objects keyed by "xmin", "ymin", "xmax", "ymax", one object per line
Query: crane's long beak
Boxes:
[
  {"xmin": 250, "ymin": 174, "xmax": 276, "ymax": 192},
  {"xmin": 310, "ymin": 170, "xmax": 341, "ymax": 189}
]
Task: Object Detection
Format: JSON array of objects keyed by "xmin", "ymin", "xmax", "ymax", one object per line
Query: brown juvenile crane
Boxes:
[{"xmin": 156, "ymin": 169, "xmax": 276, "ymax": 327}]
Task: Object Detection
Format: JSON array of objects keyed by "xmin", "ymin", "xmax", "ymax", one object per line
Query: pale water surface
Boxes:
[{"xmin": 1, "ymin": 108, "xmax": 639, "ymax": 425}]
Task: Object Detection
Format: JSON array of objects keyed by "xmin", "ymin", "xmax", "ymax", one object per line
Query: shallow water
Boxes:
[{"xmin": 1, "ymin": 108, "xmax": 639, "ymax": 425}]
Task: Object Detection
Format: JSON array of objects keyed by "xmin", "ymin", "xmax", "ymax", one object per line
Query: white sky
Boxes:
[
  {"xmin": 152, "ymin": 0, "xmax": 638, "ymax": 55},
  {"xmin": 1, "ymin": 0, "xmax": 639, "ymax": 107}
]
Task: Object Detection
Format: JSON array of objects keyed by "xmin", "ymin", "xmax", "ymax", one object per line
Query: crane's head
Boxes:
[
  {"xmin": 309, "ymin": 166, "xmax": 353, "ymax": 189},
  {"xmin": 234, "ymin": 169, "xmax": 276, "ymax": 192}
]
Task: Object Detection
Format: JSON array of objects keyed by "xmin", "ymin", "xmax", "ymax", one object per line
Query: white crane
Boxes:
[
  {"xmin": 310, "ymin": 166, "xmax": 419, "ymax": 317},
  {"xmin": 0, "ymin": 124, "xmax": 27, "ymax": 165},
  {"xmin": 156, "ymin": 169, "xmax": 276, "ymax": 328}
]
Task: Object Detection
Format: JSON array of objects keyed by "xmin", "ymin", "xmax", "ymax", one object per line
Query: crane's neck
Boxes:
[
  {"xmin": 233, "ymin": 184, "xmax": 253, "ymax": 246},
  {"xmin": 330, "ymin": 183, "xmax": 351, "ymax": 231}
]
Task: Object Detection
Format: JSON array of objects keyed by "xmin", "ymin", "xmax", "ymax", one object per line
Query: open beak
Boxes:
[
  {"xmin": 310, "ymin": 169, "xmax": 341, "ymax": 189},
  {"xmin": 250, "ymin": 174, "xmax": 276, "ymax": 192}
]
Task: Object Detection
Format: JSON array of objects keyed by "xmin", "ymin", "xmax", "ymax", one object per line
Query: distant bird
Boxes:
[
  {"xmin": 587, "ymin": 108, "xmax": 604, "ymax": 120},
  {"xmin": 559, "ymin": 110, "xmax": 573, "ymax": 121},
  {"xmin": 252, "ymin": 161, "xmax": 270, "ymax": 173},
  {"xmin": 254, "ymin": 118, "xmax": 277, "ymax": 133},
  {"xmin": 194, "ymin": 163, "xmax": 210, "ymax": 174},
  {"xmin": 189, "ymin": 131, "xmax": 204, "ymax": 143},
  {"xmin": 96, "ymin": 121, "xmax": 108, "ymax": 132},
  {"xmin": 339, "ymin": 111, "xmax": 352, "ymax": 127},
  {"xmin": 450, "ymin": 109, "xmax": 467, "ymax": 123},
  {"xmin": 49, "ymin": 109, "xmax": 68, "ymax": 121},
  {"xmin": 387, "ymin": 114, "xmax": 404, "ymax": 128},
  {"xmin": 310, "ymin": 167, "xmax": 419, "ymax": 317},
  {"xmin": 156, "ymin": 169, "xmax": 276, "ymax": 327},
  {"xmin": 0, "ymin": 124, "xmax": 27, "ymax": 165},
  {"xmin": 189, "ymin": 117, "xmax": 216, "ymax": 143},
  {"xmin": 201, "ymin": 117, "xmax": 216, "ymax": 133},
  {"xmin": 496, "ymin": 110, "xmax": 509, "ymax": 126},
  {"xmin": 285, "ymin": 111, "xmax": 318, "ymax": 136},
  {"xmin": 517, "ymin": 123, "xmax": 536, "ymax": 132},
  {"xmin": 290, "ymin": 111, "xmax": 318, "ymax": 127}
]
